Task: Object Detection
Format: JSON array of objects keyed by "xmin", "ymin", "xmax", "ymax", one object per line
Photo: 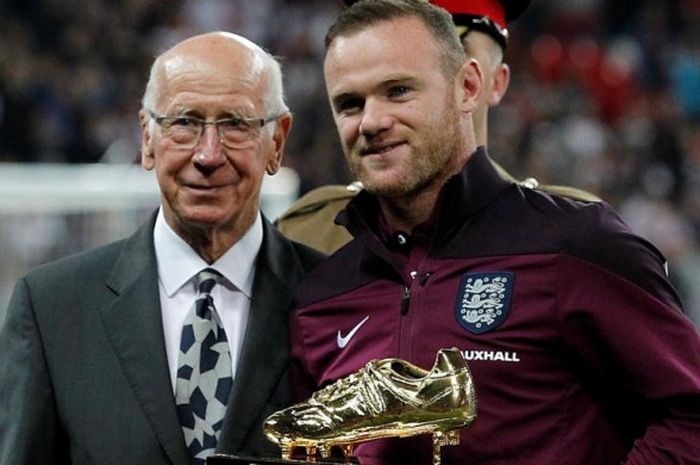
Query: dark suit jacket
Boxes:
[{"xmin": 0, "ymin": 213, "xmax": 324, "ymax": 465}]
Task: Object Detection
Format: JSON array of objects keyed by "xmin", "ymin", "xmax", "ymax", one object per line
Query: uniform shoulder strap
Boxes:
[{"xmin": 275, "ymin": 183, "xmax": 362, "ymax": 254}]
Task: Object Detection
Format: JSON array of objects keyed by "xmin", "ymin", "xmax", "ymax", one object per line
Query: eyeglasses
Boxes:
[{"xmin": 147, "ymin": 110, "xmax": 281, "ymax": 150}]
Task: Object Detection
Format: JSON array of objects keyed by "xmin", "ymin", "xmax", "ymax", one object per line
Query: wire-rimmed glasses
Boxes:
[{"xmin": 147, "ymin": 110, "xmax": 281, "ymax": 150}]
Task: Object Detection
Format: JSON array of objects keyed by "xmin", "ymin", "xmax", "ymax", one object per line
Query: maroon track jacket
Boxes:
[{"xmin": 290, "ymin": 148, "xmax": 700, "ymax": 465}]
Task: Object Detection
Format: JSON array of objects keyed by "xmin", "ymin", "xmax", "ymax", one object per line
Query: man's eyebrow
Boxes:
[
  {"xmin": 163, "ymin": 106, "xmax": 254, "ymax": 119},
  {"xmin": 331, "ymin": 76, "xmax": 418, "ymax": 98},
  {"xmin": 164, "ymin": 104, "xmax": 194, "ymax": 115},
  {"xmin": 382, "ymin": 75, "xmax": 421, "ymax": 88},
  {"xmin": 331, "ymin": 91, "xmax": 360, "ymax": 105},
  {"xmin": 220, "ymin": 109, "xmax": 255, "ymax": 118}
]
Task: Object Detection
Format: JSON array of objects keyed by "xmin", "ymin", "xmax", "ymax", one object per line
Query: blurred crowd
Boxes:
[{"xmin": 0, "ymin": 0, "xmax": 699, "ymax": 319}]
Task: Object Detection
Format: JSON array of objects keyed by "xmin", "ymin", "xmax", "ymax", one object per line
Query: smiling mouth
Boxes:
[
  {"xmin": 184, "ymin": 183, "xmax": 230, "ymax": 192},
  {"xmin": 361, "ymin": 141, "xmax": 405, "ymax": 156}
]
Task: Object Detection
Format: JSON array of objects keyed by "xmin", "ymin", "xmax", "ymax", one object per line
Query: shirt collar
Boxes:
[{"xmin": 153, "ymin": 208, "xmax": 263, "ymax": 298}]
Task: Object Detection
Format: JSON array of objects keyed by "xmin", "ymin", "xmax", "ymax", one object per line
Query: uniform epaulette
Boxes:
[
  {"xmin": 275, "ymin": 182, "xmax": 362, "ymax": 254},
  {"xmin": 516, "ymin": 177, "xmax": 602, "ymax": 202},
  {"xmin": 275, "ymin": 182, "xmax": 362, "ymax": 222}
]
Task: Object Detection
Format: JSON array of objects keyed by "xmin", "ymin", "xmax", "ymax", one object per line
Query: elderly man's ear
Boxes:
[
  {"xmin": 266, "ymin": 113, "xmax": 293, "ymax": 175},
  {"xmin": 139, "ymin": 109, "xmax": 156, "ymax": 170}
]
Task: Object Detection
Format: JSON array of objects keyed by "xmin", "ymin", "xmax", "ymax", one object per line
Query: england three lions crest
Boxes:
[{"xmin": 455, "ymin": 272, "xmax": 514, "ymax": 334}]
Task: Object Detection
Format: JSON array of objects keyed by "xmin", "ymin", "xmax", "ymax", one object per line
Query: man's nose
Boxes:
[
  {"xmin": 193, "ymin": 124, "xmax": 226, "ymax": 168},
  {"xmin": 359, "ymin": 99, "xmax": 392, "ymax": 137}
]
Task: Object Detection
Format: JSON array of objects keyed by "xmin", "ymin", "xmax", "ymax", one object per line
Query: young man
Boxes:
[
  {"xmin": 275, "ymin": 0, "xmax": 599, "ymax": 254},
  {"xmin": 0, "ymin": 32, "xmax": 322, "ymax": 465},
  {"xmin": 285, "ymin": 1, "xmax": 700, "ymax": 464}
]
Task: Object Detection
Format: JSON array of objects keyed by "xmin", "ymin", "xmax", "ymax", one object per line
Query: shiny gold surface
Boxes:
[{"xmin": 264, "ymin": 348, "xmax": 476, "ymax": 464}]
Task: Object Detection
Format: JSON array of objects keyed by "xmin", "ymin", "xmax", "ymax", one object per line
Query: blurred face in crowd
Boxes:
[
  {"xmin": 140, "ymin": 32, "xmax": 291, "ymax": 246},
  {"xmin": 324, "ymin": 16, "xmax": 481, "ymax": 199}
]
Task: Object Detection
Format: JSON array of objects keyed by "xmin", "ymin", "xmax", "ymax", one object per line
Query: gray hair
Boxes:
[
  {"xmin": 325, "ymin": 0, "xmax": 465, "ymax": 78},
  {"xmin": 264, "ymin": 54, "xmax": 289, "ymax": 117}
]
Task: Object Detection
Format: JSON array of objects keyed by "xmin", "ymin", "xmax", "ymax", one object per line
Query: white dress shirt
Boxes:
[{"xmin": 153, "ymin": 208, "xmax": 263, "ymax": 393}]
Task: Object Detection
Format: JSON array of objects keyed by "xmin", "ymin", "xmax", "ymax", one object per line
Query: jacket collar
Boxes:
[
  {"xmin": 102, "ymin": 212, "xmax": 192, "ymax": 465},
  {"xmin": 338, "ymin": 147, "xmax": 513, "ymax": 241}
]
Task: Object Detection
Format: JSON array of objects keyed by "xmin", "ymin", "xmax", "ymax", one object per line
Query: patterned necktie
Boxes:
[{"xmin": 176, "ymin": 268, "xmax": 233, "ymax": 464}]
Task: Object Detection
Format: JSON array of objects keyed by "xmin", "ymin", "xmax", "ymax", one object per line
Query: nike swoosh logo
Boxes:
[{"xmin": 337, "ymin": 315, "xmax": 370, "ymax": 349}]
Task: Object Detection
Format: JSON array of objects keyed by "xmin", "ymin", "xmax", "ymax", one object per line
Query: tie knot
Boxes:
[{"xmin": 197, "ymin": 268, "xmax": 220, "ymax": 295}]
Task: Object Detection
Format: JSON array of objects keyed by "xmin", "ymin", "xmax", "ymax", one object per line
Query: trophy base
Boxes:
[{"xmin": 207, "ymin": 454, "xmax": 360, "ymax": 465}]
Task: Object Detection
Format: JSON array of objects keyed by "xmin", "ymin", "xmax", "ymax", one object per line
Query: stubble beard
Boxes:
[{"xmin": 347, "ymin": 98, "xmax": 464, "ymax": 199}]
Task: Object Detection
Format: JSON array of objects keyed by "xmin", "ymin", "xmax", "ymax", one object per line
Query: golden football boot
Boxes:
[{"xmin": 263, "ymin": 348, "xmax": 476, "ymax": 465}]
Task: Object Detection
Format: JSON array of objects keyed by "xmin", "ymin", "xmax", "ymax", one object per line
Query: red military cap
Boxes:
[
  {"xmin": 432, "ymin": 0, "xmax": 531, "ymax": 49},
  {"xmin": 341, "ymin": 0, "xmax": 531, "ymax": 49}
]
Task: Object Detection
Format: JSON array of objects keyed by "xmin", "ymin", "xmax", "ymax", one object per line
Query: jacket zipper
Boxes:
[
  {"xmin": 400, "ymin": 272, "xmax": 431, "ymax": 315},
  {"xmin": 398, "ymin": 273, "xmax": 431, "ymax": 358},
  {"xmin": 400, "ymin": 286, "xmax": 411, "ymax": 315}
]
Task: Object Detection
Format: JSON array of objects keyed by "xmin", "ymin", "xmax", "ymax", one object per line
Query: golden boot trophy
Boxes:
[{"xmin": 263, "ymin": 348, "xmax": 476, "ymax": 465}]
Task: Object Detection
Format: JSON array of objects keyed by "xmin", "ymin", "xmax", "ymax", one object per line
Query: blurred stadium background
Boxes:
[{"xmin": 0, "ymin": 0, "xmax": 699, "ymax": 325}]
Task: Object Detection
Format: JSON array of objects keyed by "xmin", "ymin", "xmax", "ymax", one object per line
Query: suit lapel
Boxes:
[
  {"xmin": 100, "ymin": 215, "xmax": 190, "ymax": 465},
  {"xmin": 219, "ymin": 220, "xmax": 296, "ymax": 451}
]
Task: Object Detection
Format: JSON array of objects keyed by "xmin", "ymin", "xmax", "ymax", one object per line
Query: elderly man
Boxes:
[
  {"xmin": 0, "ymin": 32, "xmax": 322, "ymax": 465},
  {"xmin": 280, "ymin": 1, "xmax": 700, "ymax": 464}
]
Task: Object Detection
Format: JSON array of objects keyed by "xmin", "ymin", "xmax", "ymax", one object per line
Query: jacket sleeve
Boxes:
[
  {"xmin": 0, "ymin": 278, "xmax": 70, "ymax": 465},
  {"xmin": 556, "ymin": 219, "xmax": 700, "ymax": 464}
]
